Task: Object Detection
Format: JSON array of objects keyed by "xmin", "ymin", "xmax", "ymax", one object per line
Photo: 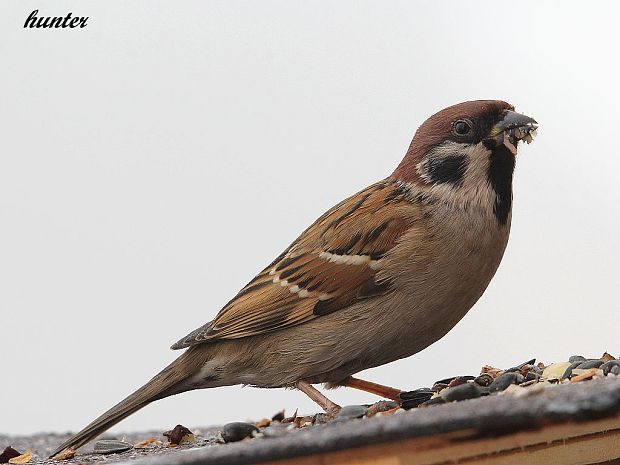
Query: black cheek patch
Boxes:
[
  {"xmin": 427, "ymin": 155, "xmax": 468, "ymax": 185},
  {"xmin": 487, "ymin": 144, "xmax": 515, "ymax": 225}
]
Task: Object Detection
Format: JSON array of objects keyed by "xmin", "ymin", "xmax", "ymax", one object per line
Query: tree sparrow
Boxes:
[{"xmin": 51, "ymin": 100, "xmax": 537, "ymax": 456}]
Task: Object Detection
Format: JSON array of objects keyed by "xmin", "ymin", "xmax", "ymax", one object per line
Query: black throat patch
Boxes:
[
  {"xmin": 487, "ymin": 144, "xmax": 515, "ymax": 225},
  {"xmin": 427, "ymin": 155, "xmax": 468, "ymax": 185}
]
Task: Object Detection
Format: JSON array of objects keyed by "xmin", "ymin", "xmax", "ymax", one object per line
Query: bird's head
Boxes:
[{"xmin": 392, "ymin": 100, "xmax": 537, "ymax": 224}]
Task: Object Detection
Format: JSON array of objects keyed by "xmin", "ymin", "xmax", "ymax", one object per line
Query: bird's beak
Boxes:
[{"xmin": 489, "ymin": 110, "xmax": 538, "ymax": 148}]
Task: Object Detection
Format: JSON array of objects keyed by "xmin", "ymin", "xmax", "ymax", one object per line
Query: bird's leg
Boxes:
[
  {"xmin": 341, "ymin": 376, "xmax": 403, "ymax": 402},
  {"xmin": 295, "ymin": 380, "xmax": 341, "ymax": 417}
]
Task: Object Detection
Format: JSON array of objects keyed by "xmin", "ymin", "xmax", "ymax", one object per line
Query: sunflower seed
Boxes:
[{"xmin": 93, "ymin": 439, "xmax": 133, "ymax": 455}]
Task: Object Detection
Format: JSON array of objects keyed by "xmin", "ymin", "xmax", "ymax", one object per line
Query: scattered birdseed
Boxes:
[
  {"xmin": 51, "ymin": 447, "xmax": 75, "ymax": 461},
  {"xmin": 366, "ymin": 400, "xmax": 399, "ymax": 416},
  {"xmin": 220, "ymin": 422, "xmax": 259, "ymax": 443},
  {"xmin": 255, "ymin": 418, "xmax": 271, "ymax": 428},
  {"xmin": 6, "ymin": 449, "xmax": 32, "ymax": 464},
  {"xmin": 0, "ymin": 447, "xmax": 21, "ymax": 463},
  {"xmin": 442, "ymin": 383, "xmax": 481, "ymax": 402},
  {"xmin": 93, "ymin": 439, "xmax": 133, "ymax": 455},
  {"xmin": 163, "ymin": 425, "xmax": 194, "ymax": 446},
  {"xmin": 5, "ymin": 352, "xmax": 620, "ymax": 462},
  {"xmin": 271, "ymin": 409, "xmax": 286, "ymax": 422},
  {"xmin": 336, "ymin": 405, "xmax": 368, "ymax": 420},
  {"xmin": 489, "ymin": 372, "xmax": 520, "ymax": 393}
]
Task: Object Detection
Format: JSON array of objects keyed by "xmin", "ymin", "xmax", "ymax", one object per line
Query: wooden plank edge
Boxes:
[{"xmin": 257, "ymin": 414, "xmax": 620, "ymax": 465}]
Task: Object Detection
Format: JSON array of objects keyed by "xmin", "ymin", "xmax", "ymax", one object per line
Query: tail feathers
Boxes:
[{"xmin": 50, "ymin": 354, "xmax": 196, "ymax": 458}]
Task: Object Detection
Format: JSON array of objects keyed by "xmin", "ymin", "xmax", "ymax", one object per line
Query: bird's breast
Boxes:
[{"xmin": 379, "ymin": 202, "xmax": 511, "ymax": 351}]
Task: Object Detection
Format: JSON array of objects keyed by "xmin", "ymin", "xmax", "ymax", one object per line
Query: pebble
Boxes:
[
  {"xmin": 576, "ymin": 360, "xmax": 604, "ymax": 369},
  {"xmin": 611, "ymin": 365, "xmax": 620, "ymax": 376},
  {"xmin": 442, "ymin": 383, "xmax": 481, "ymax": 402},
  {"xmin": 336, "ymin": 405, "xmax": 368, "ymax": 420},
  {"xmin": 93, "ymin": 439, "xmax": 133, "ymax": 455},
  {"xmin": 489, "ymin": 372, "xmax": 520, "ymax": 392},
  {"xmin": 474, "ymin": 373, "xmax": 494, "ymax": 387},
  {"xmin": 569, "ymin": 355, "xmax": 587, "ymax": 363},
  {"xmin": 221, "ymin": 422, "xmax": 259, "ymax": 443}
]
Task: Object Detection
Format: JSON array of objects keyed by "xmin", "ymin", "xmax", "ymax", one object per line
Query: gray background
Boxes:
[{"xmin": 1, "ymin": 1, "xmax": 619, "ymax": 435}]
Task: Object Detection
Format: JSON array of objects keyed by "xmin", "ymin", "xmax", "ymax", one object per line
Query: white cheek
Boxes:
[{"xmin": 418, "ymin": 141, "xmax": 497, "ymax": 210}]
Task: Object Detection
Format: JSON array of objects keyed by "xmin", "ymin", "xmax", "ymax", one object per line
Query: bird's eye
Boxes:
[{"xmin": 453, "ymin": 120, "xmax": 472, "ymax": 136}]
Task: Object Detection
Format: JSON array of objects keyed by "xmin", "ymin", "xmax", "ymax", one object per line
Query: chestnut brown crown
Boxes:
[{"xmin": 391, "ymin": 100, "xmax": 515, "ymax": 183}]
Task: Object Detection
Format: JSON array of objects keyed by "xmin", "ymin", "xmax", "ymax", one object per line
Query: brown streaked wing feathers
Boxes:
[{"xmin": 171, "ymin": 180, "xmax": 418, "ymax": 349}]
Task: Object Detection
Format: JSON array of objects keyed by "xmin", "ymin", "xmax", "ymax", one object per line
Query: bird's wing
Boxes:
[{"xmin": 171, "ymin": 180, "xmax": 420, "ymax": 349}]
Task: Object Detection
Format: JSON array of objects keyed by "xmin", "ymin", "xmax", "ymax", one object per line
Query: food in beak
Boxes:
[{"xmin": 504, "ymin": 123, "xmax": 537, "ymax": 154}]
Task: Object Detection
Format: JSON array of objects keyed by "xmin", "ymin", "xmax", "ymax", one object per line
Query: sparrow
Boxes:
[{"xmin": 51, "ymin": 100, "xmax": 537, "ymax": 457}]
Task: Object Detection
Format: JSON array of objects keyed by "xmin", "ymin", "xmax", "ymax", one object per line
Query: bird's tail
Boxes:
[{"xmin": 50, "ymin": 348, "xmax": 206, "ymax": 458}]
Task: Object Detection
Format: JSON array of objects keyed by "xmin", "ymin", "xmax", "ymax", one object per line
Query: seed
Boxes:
[
  {"xmin": 448, "ymin": 376, "xmax": 475, "ymax": 387},
  {"xmin": 576, "ymin": 360, "xmax": 604, "ymax": 369},
  {"xmin": 489, "ymin": 372, "xmax": 519, "ymax": 392},
  {"xmin": 601, "ymin": 360, "xmax": 620, "ymax": 375},
  {"xmin": 478, "ymin": 386, "xmax": 491, "ymax": 396},
  {"xmin": 561, "ymin": 361, "xmax": 583, "ymax": 379},
  {"xmin": 400, "ymin": 388, "xmax": 434, "ymax": 410},
  {"xmin": 518, "ymin": 358, "xmax": 537, "ymax": 368},
  {"xmin": 442, "ymin": 383, "xmax": 481, "ymax": 402},
  {"xmin": 474, "ymin": 373, "xmax": 494, "ymax": 387},
  {"xmin": 530, "ymin": 365, "xmax": 543, "ymax": 375},
  {"xmin": 431, "ymin": 382, "xmax": 449, "ymax": 392},
  {"xmin": 366, "ymin": 400, "xmax": 399, "ymax": 416},
  {"xmin": 255, "ymin": 418, "xmax": 271, "ymax": 428},
  {"xmin": 542, "ymin": 362, "xmax": 572, "ymax": 381},
  {"xmin": 163, "ymin": 425, "xmax": 194, "ymax": 445},
  {"xmin": 524, "ymin": 371, "xmax": 540, "ymax": 382},
  {"xmin": 336, "ymin": 405, "xmax": 368, "ymax": 420},
  {"xmin": 601, "ymin": 352, "xmax": 616, "ymax": 362},
  {"xmin": 419, "ymin": 397, "xmax": 446, "ymax": 408},
  {"xmin": 0, "ymin": 447, "xmax": 21, "ymax": 463},
  {"xmin": 221, "ymin": 422, "xmax": 259, "ymax": 443},
  {"xmin": 93, "ymin": 440, "xmax": 133, "ymax": 455},
  {"xmin": 271, "ymin": 410, "xmax": 285, "ymax": 422}
]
